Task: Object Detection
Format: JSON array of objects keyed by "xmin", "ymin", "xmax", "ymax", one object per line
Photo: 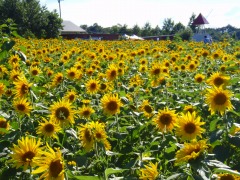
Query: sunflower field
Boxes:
[{"xmin": 0, "ymin": 36, "xmax": 240, "ymax": 180}]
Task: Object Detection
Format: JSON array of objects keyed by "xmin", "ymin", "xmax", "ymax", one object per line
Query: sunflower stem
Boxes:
[
  {"xmin": 223, "ymin": 112, "xmax": 229, "ymax": 140},
  {"xmin": 115, "ymin": 114, "xmax": 119, "ymax": 132},
  {"xmin": 95, "ymin": 141, "xmax": 99, "ymax": 157}
]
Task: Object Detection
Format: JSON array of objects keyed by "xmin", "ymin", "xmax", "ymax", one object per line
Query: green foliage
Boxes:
[
  {"xmin": 176, "ymin": 27, "xmax": 193, "ymax": 41},
  {"xmin": 0, "ymin": 0, "xmax": 62, "ymax": 38}
]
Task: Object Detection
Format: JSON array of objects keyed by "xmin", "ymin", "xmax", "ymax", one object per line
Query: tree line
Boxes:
[
  {"xmin": 0, "ymin": 0, "xmax": 239, "ymax": 41},
  {"xmin": 80, "ymin": 15, "xmax": 240, "ymax": 41}
]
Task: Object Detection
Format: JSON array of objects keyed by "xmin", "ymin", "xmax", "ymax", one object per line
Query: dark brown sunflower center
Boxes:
[
  {"xmin": 213, "ymin": 77, "xmax": 224, "ymax": 87},
  {"xmin": 56, "ymin": 76, "xmax": 63, "ymax": 82},
  {"xmin": 159, "ymin": 114, "xmax": 172, "ymax": 125},
  {"xmin": 90, "ymin": 83, "xmax": 97, "ymax": 90},
  {"xmin": 191, "ymin": 147, "xmax": 201, "ymax": 154},
  {"xmin": 219, "ymin": 174, "xmax": 235, "ymax": 180},
  {"xmin": 100, "ymin": 84, "xmax": 107, "ymax": 90},
  {"xmin": 213, "ymin": 54, "xmax": 219, "ymax": 58},
  {"xmin": 49, "ymin": 159, "xmax": 63, "ymax": 177},
  {"xmin": 13, "ymin": 75, "xmax": 19, "ymax": 81},
  {"xmin": 184, "ymin": 122, "xmax": 196, "ymax": 134},
  {"xmin": 68, "ymin": 95, "xmax": 75, "ymax": 101},
  {"xmin": 44, "ymin": 124, "xmax": 55, "ymax": 132},
  {"xmin": 107, "ymin": 101, "xmax": 118, "ymax": 111},
  {"xmin": 110, "ymin": 70, "xmax": 117, "ymax": 77},
  {"xmin": 69, "ymin": 72, "xmax": 75, "ymax": 77},
  {"xmin": 181, "ymin": 65, "xmax": 186, "ymax": 70},
  {"xmin": 220, "ymin": 66, "xmax": 226, "ymax": 71},
  {"xmin": 186, "ymin": 108, "xmax": 194, "ymax": 113},
  {"xmin": 32, "ymin": 70, "xmax": 38, "ymax": 75},
  {"xmin": 22, "ymin": 151, "xmax": 35, "ymax": 162},
  {"xmin": 0, "ymin": 121, "xmax": 7, "ymax": 128},
  {"xmin": 213, "ymin": 93, "xmax": 227, "ymax": 105},
  {"xmin": 163, "ymin": 69, "xmax": 168, "ymax": 73},
  {"xmin": 144, "ymin": 105, "xmax": 152, "ymax": 113},
  {"xmin": 5, "ymin": 89, "xmax": 12, "ymax": 96},
  {"xmin": 55, "ymin": 107, "xmax": 70, "ymax": 120},
  {"xmin": 84, "ymin": 129, "xmax": 92, "ymax": 142},
  {"xmin": 95, "ymin": 132, "xmax": 102, "ymax": 139},
  {"xmin": 153, "ymin": 68, "xmax": 160, "ymax": 75},
  {"xmin": 202, "ymin": 52, "xmax": 208, "ymax": 57},
  {"xmin": 189, "ymin": 64, "xmax": 195, "ymax": 69},
  {"xmin": 21, "ymin": 84, "xmax": 29, "ymax": 94},
  {"xmin": 83, "ymin": 110, "xmax": 90, "ymax": 116},
  {"xmin": 17, "ymin": 104, "xmax": 26, "ymax": 111},
  {"xmin": 196, "ymin": 77, "xmax": 203, "ymax": 83}
]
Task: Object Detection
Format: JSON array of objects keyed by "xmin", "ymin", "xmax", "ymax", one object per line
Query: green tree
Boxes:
[
  {"xmin": 173, "ymin": 22, "xmax": 185, "ymax": 34},
  {"xmin": 132, "ymin": 24, "xmax": 141, "ymax": 36},
  {"xmin": 188, "ymin": 13, "xmax": 197, "ymax": 33},
  {"xmin": 87, "ymin": 23, "xmax": 104, "ymax": 33},
  {"xmin": 141, "ymin": 22, "xmax": 152, "ymax": 36},
  {"xmin": 176, "ymin": 27, "xmax": 193, "ymax": 41},
  {"xmin": 162, "ymin": 18, "xmax": 174, "ymax": 35},
  {"xmin": 118, "ymin": 24, "xmax": 130, "ymax": 35},
  {"xmin": 151, "ymin": 25, "xmax": 161, "ymax": 36},
  {"xmin": 0, "ymin": 0, "xmax": 62, "ymax": 38},
  {"xmin": 80, "ymin": 25, "xmax": 88, "ymax": 31},
  {"xmin": 43, "ymin": 10, "xmax": 63, "ymax": 38}
]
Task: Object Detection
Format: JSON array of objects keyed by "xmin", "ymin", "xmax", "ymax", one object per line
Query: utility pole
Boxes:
[{"xmin": 58, "ymin": 0, "xmax": 63, "ymax": 19}]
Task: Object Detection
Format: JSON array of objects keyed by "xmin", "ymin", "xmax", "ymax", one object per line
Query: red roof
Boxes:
[{"xmin": 192, "ymin": 13, "xmax": 209, "ymax": 25}]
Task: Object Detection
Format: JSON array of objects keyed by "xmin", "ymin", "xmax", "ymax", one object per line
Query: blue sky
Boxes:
[{"xmin": 40, "ymin": 0, "xmax": 240, "ymax": 28}]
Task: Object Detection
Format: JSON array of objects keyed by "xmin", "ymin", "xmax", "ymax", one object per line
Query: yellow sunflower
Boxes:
[
  {"xmin": 206, "ymin": 72, "xmax": 230, "ymax": 88},
  {"xmin": 0, "ymin": 65, "xmax": 8, "ymax": 78},
  {"xmin": 32, "ymin": 144, "xmax": 64, "ymax": 180},
  {"xmin": 63, "ymin": 90, "xmax": 78, "ymax": 103},
  {"xmin": 8, "ymin": 54, "xmax": 20, "ymax": 65},
  {"xmin": 13, "ymin": 98, "xmax": 32, "ymax": 116},
  {"xmin": 205, "ymin": 86, "xmax": 233, "ymax": 115},
  {"xmin": 175, "ymin": 112, "xmax": 205, "ymax": 141},
  {"xmin": 52, "ymin": 73, "xmax": 64, "ymax": 87},
  {"xmin": 106, "ymin": 64, "xmax": 118, "ymax": 81},
  {"xmin": 78, "ymin": 123, "xmax": 94, "ymax": 151},
  {"xmin": 175, "ymin": 140, "xmax": 208, "ymax": 166},
  {"xmin": 149, "ymin": 63, "xmax": 162, "ymax": 77},
  {"xmin": 36, "ymin": 118, "xmax": 61, "ymax": 139},
  {"xmin": 194, "ymin": 74, "xmax": 205, "ymax": 83},
  {"xmin": 0, "ymin": 117, "xmax": 10, "ymax": 135},
  {"xmin": 10, "ymin": 69, "xmax": 23, "ymax": 81},
  {"xmin": 217, "ymin": 173, "xmax": 240, "ymax": 180},
  {"xmin": 9, "ymin": 136, "xmax": 42, "ymax": 170},
  {"xmin": 90, "ymin": 121, "xmax": 111, "ymax": 150},
  {"xmin": 13, "ymin": 76, "xmax": 32, "ymax": 98},
  {"xmin": 139, "ymin": 65, "xmax": 148, "ymax": 73},
  {"xmin": 85, "ymin": 78, "xmax": 100, "ymax": 94},
  {"xmin": 78, "ymin": 105, "xmax": 95, "ymax": 119},
  {"xmin": 183, "ymin": 105, "xmax": 196, "ymax": 114},
  {"xmin": 152, "ymin": 107, "xmax": 177, "ymax": 132},
  {"xmin": 151, "ymin": 76, "xmax": 166, "ymax": 87},
  {"xmin": 66, "ymin": 67, "xmax": 79, "ymax": 80},
  {"xmin": 29, "ymin": 66, "xmax": 42, "ymax": 76},
  {"xmin": 100, "ymin": 93, "xmax": 122, "ymax": 116},
  {"xmin": 139, "ymin": 100, "xmax": 154, "ymax": 118},
  {"xmin": 0, "ymin": 82, "xmax": 5, "ymax": 96},
  {"xmin": 50, "ymin": 99, "xmax": 76, "ymax": 127},
  {"xmin": 129, "ymin": 74, "xmax": 144, "ymax": 88},
  {"xmin": 139, "ymin": 162, "xmax": 159, "ymax": 180},
  {"xmin": 99, "ymin": 81, "xmax": 113, "ymax": 93}
]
